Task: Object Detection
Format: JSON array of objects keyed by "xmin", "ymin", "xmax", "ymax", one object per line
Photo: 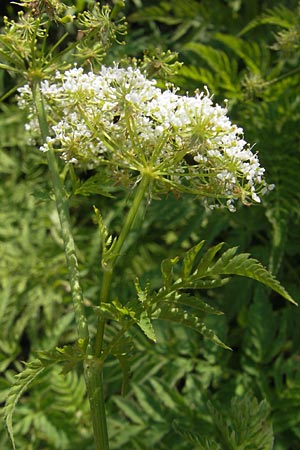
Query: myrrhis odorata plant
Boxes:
[{"xmin": 0, "ymin": 1, "xmax": 298, "ymax": 449}]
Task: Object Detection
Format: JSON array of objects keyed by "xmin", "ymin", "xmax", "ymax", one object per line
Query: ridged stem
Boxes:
[
  {"xmin": 32, "ymin": 80, "xmax": 90, "ymax": 347},
  {"xmin": 84, "ymin": 358, "xmax": 109, "ymax": 450},
  {"xmin": 32, "ymin": 81, "xmax": 109, "ymax": 450}
]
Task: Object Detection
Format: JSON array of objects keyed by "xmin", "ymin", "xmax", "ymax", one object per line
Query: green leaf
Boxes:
[
  {"xmin": 132, "ymin": 384, "xmax": 164, "ymax": 422},
  {"xmin": 209, "ymin": 249, "xmax": 297, "ymax": 305},
  {"xmin": 111, "ymin": 299, "xmax": 135, "ymax": 320},
  {"xmin": 157, "ymin": 306, "xmax": 231, "ymax": 350},
  {"xmin": 136, "ymin": 309, "xmax": 156, "ymax": 342},
  {"xmin": 149, "ymin": 377, "xmax": 184, "ymax": 410},
  {"xmin": 73, "ymin": 173, "xmax": 116, "ymax": 197},
  {"xmin": 184, "ymin": 42, "xmax": 234, "ymax": 76},
  {"xmin": 98, "ymin": 299, "xmax": 156, "ymax": 342},
  {"xmin": 94, "ymin": 206, "xmax": 117, "ymax": 262},
  {"xmin": 180, "ymin": 278, "xmax": 230, "ymax": 289},
  {"xmin": 4, "ymin": 360, "xmax": 49, "ymax": 450},
  {"xmin": 208, "ymin": 395, "xmax": 274, "ymax": 449},
  {"xmin": 53, "ymin": 342, "xmax": 86, "ymax": 373},
  {"xmin": 214, "ymin": 33, "xmax": 263, "ymax": 73},
  {"xmin": 96, "ymin": 302, "xmax": 120, "ymax": 321},
  {"xmin": 111, "ymin": 337, "xmax": 134, "ymax": 396},
  {"xmin": 173, "ymin": 420, "xmax": 222, "ymax": 449},
  {"xmin": 33, "ymin": 340, "xmax": 87, "ymax": 375},
  {"xmin": 133, "ymin": 280, "xmax": 157, "ymax": 341},
  {"xmin": 135, "ymin": 278, "xmax": 151, "ymax": 304},
  {"xmin": 239, "ymin": 5, "xmax": 295, "ymax": 36},
  {"xmin": 195, "ymin": 242, "xmax": 225, "ymax": 277},
  {"xmin": 113, "ymin": 396, "xmax": 145, "ymax": 425},
  {"xmin": 171, "ymin": 294, "xmax": 223, "ymax": 315},
  {"xmin": 182, "ymin": 240, "xmax": 205, "ymax": 279},
  {"xmin": 161, "ymin": 256, "xmax": 179, "ymax": 290}
]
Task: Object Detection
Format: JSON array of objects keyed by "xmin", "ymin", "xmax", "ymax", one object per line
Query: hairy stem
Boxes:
[
  {"xmin": 32, "ymin": 81, "xmax": 109, "ymax": 450},
  {"xmin": 84, "ymin": 358, "xmax": 109, "ymax": 450},
  {"xmin": 32, "ymin": 80, "xmax": 90, "ymax": 347}
]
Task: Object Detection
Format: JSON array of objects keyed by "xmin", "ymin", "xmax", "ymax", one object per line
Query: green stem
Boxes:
[
  {"xmin": 32, "ymin": 81, "xmax": 109, "ymax": 450},
  {"xmin": 264, "ymin": 66, "xmax": 300, "ymax": 87},
  {"xmin": 112, "ymin": 175, "xmax": 150, "ymax": 266},
  {"xmin": 32, "ymin": 80, "xmax": 90, "ymax": 347},
  {"xmin": 84, "ymin": 358, "xmax": 109, "ymax": 450},
  {"xmin": 94, "ymin": 174, "xmax": 150, "ymax": 357}
]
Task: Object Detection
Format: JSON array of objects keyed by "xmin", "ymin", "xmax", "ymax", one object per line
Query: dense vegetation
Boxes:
[{"xmin": 1, "ymin": 1, "xmax": 300, "ymax": 449}]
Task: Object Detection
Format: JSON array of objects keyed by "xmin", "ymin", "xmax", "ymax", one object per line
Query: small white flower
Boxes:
[{"xmin": 18, "ymin": 64, "xmax": 270, "ymax": 210}]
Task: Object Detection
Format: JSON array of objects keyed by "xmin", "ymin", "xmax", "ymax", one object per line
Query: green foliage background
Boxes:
[{"xmin": 1, "ymin": 0, "xmax": 300, "ymax": 449}]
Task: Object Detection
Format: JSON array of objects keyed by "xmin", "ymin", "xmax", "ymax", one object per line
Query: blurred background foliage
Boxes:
[{"xmin": 1, "ymin": 0, "xmax": 300, "ymax": 448}]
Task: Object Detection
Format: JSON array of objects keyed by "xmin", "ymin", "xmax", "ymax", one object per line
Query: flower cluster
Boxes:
[{"xmin": 18, "ymin": 65, "xmax": 271, "ymax": 210}]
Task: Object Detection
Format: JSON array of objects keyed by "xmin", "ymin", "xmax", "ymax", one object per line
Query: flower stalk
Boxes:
[{"xmin": 94, "ymin": 173, "xmax": 151, "ymax": 357}]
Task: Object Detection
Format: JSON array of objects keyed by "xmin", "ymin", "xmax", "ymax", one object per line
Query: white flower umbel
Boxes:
[{"xmin": 18, "ymin": 65, "xmax": 270, "ymax": 210}]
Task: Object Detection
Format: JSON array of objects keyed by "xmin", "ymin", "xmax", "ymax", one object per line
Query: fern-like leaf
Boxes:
[
  {"xmin": 156, "ymin": 306, "xmax": 231, "ymax": 350},
  {"xmin": 208, "ymin": 247, "xmax": 297, "ymax": 305},
  {"xmin": 239, "ymin": 5, "xmax": 296, "ymax": 36},
  {"xmin": 184, "ymin": 42, "xmax": 235, "ymax": 75},
  {"xmin": 182, "ymin": 240, "xmax": 205, "ymax": 279},
  {"xmin": 136, "ymin": 309, "xmax": 156, "ymax": 342},
  {"xmin": 208, "ymin": 396, "xmax": 274, "ymax": 450},
  {"xmin": 194, "ymin": 242, "xmax": 224, "ymax": 278},
  {"xmin": 161, "ymin": 256, "xmax": 179, "ymax": 291},
  {"xmin": 170, "ymin": 293, "xmax": 223, "ymax": 315},
  {"xmin": 214, "ymin": 33, "xmax": 266, "ymax": 74},
  {"xmin": 110, "ymin": 336, "xmax": 135, "ymax": 396},
  {"xmin": 182, "ymin": 42, "xmax": 238, "ymax": 93},
  {"xmin": 98, "ymin": 298, "xmax": 156, "ymax": 342},
  {"xmin": 173, "ymin": 420, "xmax": 221, "ymax": 449},
  {"xmin": 4, "ymin": 360, "xmax": 49, "ymax": 450},
  {"xmin": 94, "ymin": 206, "xmax": 117, "ymax": 263},
  {"xmin": 74, "ymin": 173, "xmax": 115, "ymax": 197}
]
